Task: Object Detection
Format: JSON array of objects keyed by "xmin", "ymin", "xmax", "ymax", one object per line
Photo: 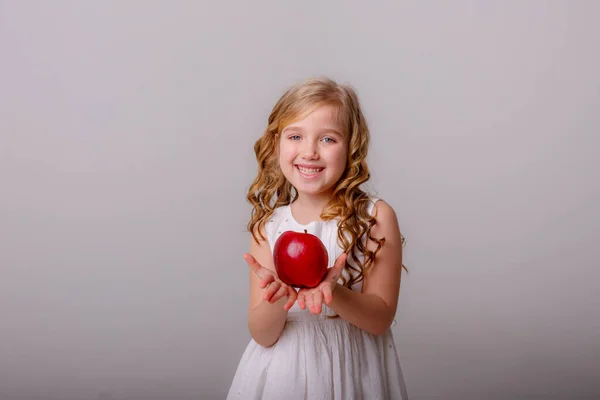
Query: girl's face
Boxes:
[{"xmin": 278, "ymin": 104, "xmax": 348, "ymax": 199}]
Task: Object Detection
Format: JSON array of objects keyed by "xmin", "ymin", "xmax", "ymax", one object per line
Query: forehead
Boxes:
[{"xmin": 282, "ymin": 103, "xmax": 344, "ymax": 133}]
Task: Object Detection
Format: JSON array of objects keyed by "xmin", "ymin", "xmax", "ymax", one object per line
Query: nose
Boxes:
[{"xmin": 301, "ymin": 139, "xmax": 319, "ymax": 160}]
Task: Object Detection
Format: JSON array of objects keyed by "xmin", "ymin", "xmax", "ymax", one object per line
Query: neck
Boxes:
[{"xmin": 292, "ymin": 191, "xmax": 333, "ymax": 215}]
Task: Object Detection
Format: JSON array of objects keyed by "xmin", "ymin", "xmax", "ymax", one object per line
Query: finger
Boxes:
[
  {"xmin": 297, "ymin": 291, "xmax": 306, "ymax": 310},
  {"xmin": 333, "ymin": 253, "xmax": 348, "ymax": 274},
  {"xmin": 244, "ymin": 254, "xmax": 277, "ymax": 288},
  {"xmin": 307, "ymin": 292, "xmax": 318, "ymax": 314},
  {"xmin": 259, "ymin": 274, "xmax": 275, "ymax": 289},
  {"xmin": 306, "ymin": 291, "xmax": 316, "ymax": 314},
  {"xmin": 263, "ymin": 282, "xmax": 281, "ymax": 302},
  {"xmin": 326, "ymin": 253, "xmax": 347, "ymax": 281},
  {"xmin": 322, "ymin": 284, "xmax": 334, "ymax": 305},
  {"xmin": 284, "ymin": 287, "xmax": 297, "ymax": 311},
  {"xmin": 310, "ymin": 291, "xmax": 324, "ymax": 314},
  {"xmin": 270, "ymin": 284, "xmax": 287, "ymax": 304}
]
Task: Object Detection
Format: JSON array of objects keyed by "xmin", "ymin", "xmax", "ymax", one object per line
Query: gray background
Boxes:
[{"xmin": 1, "ymin": 1, "xmax": 599, "ymax": 399}]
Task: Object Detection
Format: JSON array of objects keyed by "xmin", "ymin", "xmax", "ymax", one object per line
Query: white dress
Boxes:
[{"xmin": 226, "ymin": 197, "xmax": 408, "ymax": 400}]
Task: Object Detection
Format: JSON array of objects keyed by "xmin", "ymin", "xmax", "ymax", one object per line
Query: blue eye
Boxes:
[
  {"xmin": 289, "ymin": 135, "xmax": 301, "ymax": 140},
  {"xmin": 322, "ymin": 137, "xmax": 336, "ymax": 143}
]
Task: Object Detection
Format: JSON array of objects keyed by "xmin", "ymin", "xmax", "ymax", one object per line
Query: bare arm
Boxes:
[
  {"xmin": 328, "ymin": 200, "xmax": 403, "ymax": 335},
  {"xmin": 245, "ymin": 228, "xmax": 297, "ymax": 347},
  {"xmin": 296, "ymin": 200, "xmax": 403, "ymax": 336}
]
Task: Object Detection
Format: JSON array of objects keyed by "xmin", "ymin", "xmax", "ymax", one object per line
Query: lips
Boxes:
[
  {"xmin": 297, "ymin": 165, "xmax": 323, "ymax": 174},
  {"xmin": 295, "ymin": 164, "xmax": 324, "ymax": 178}
]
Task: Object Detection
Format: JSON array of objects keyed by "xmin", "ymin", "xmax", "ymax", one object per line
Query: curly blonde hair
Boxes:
[{"xmin": 247, "ymin": 76, "xmax": 406, "ymax": 288}]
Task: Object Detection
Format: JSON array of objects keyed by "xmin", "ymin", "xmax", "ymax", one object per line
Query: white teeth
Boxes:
[{"xmin": 298, "ymin": 166, "xmax": 323, "ymax": 175}]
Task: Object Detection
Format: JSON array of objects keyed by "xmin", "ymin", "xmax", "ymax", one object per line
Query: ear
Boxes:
[{"xmin": 274, "ymin": 133, "xmax": 280, "ymax": 156}]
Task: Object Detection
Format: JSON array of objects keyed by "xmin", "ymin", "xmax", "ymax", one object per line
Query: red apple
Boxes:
[{"xmin": 273, "ymin": 229, "xmax": 329, "ymax": 289}]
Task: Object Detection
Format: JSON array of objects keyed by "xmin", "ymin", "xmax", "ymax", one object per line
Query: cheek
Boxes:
[
  {"xmin": 326, "ymin": 147, "xmax": 347, "ymax": 170},
  {"xmin": 281, "ymin": 146, "xmax": 293, "ymax": 157},
  {"xmin": 278, "ymin": 145, "xmax": 296, "ymax": 165}
]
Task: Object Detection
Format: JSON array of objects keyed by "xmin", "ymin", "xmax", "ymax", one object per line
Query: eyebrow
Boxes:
[{"xmin": 282, "ymin": 126, "xmax": 344, "ymax": 136}]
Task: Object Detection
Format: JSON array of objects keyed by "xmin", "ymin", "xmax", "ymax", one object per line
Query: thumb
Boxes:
[
  {"xmin": 329, "ymin": 253, "xmax": 347, "ymax": 278},
  {"xmin": 243, "ymin": 253, "xmax": 262, "ymax": 275}
]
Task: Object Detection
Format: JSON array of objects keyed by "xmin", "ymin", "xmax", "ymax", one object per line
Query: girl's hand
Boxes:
[
  {"xmin": 297, "ymin": 253, "xmax": 348, "ymax": 314},
  {"xmin": 244, "ymin": 253, "xmax": 298, "ymax": 311}
]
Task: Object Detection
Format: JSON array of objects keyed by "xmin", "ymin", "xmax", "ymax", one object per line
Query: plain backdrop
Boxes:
[{"xmin": 1, "ymin": 1, "xmax": 599, "ymax": 399}]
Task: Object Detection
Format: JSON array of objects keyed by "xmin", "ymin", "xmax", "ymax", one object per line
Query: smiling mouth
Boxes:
[{"xmin": 296, "ymin": 165, "xmax": 324, "ymax": 175}]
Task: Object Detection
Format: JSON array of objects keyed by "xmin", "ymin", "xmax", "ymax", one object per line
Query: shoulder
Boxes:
[
  {"xmin": 260, "ymin": 205, "xmax": 290, "ymax": 246},
  {"xmin": 368, "ymin": 198, "xmax": 402, "ymax": 241},
  {"xmin": 265, "ymin": 205, "xmax": 290, "ymax": 229},
  {"xmin": 252, "ymin": 205, "xmax": 289, "ymax": 234},
  {"xmin": 249, "ymin": 206, "xmax": 285, "ymax": 241},
  {"xmin": 270, "ymin": 205, "xmax": 289, "ymax": 220},
  {"xmin": 370, "ymin": 198, "xmax": 397, "ymax": 221},
  {"xmin": 361, "ymin": 195, "xmax": 398, "ymax": 222}
]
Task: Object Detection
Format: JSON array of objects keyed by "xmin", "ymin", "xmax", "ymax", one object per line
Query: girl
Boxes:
[{"xmin": 226, "ymin": 77, "xmax": 408, "ymax": 399}]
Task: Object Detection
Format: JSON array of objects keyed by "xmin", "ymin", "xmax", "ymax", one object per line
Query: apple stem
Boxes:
[{"xmin": 304, "ymin": 229, "xmax": 307, "ymax": 234}]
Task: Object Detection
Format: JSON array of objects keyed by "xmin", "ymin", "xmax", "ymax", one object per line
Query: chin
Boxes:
[{"xmin": 295, "ymin": 184, "xmax": 335, "ymax": 197}]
